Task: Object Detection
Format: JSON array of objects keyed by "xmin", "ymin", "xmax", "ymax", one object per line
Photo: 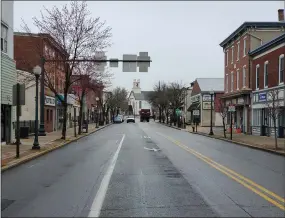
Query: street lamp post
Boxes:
[
  {"xmin": 38, "ymin": 57, "xmax": 46, "ymax": 136},
  {"xmin": 96, "ymin": 97, "xmax": 99, "ymax": 128},
  {"xmin": 32, "ymin": 66, "xmax": 41, "ymax": 149},
  {"xmin": 209, "ymin": 89, "xmax": 214, "ymax": 135},
  {"xmin": 169, "ymin": 102, "xmax": 172, "ymax": 126}
]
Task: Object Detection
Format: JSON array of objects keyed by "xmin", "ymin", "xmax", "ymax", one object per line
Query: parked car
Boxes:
[
  {"xmin": 118, "ymin": 115, "xmax": 124, "ymax": 122},
  {"xmin": 114, "ymin": 116, "xmax": 122, "ymax": 123}
]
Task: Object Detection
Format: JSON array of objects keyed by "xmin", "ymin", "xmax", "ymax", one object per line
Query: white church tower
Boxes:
[{"xmin": 132, "ymin": 79, "xmax": 141, "ymax": 94}]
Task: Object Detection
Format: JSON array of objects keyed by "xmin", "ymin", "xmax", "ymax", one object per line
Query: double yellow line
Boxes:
[{"xmin": 158, "ymin": 133, "xmax": 285, "ymax": 211}]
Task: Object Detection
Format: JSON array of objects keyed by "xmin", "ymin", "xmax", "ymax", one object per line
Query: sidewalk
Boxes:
[
  {"xmin": 186, "ymin": 125, "xmax": 285, "ymax": 155},
  {"xmin": 1, "ymin": 123, "xmax": 109, "ymax": 170}
]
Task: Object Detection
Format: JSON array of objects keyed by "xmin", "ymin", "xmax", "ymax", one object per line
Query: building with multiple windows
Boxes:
[
  {"xmin": 220, "ymin": 15, "xmax": 285, "ymax": 134},
  {"xmin": 1, "ymin": 1, "xmax": 16, "ymax": 144},
  {"xmin": 249, "ymin": 33, "xmax": 285, "ymax": 137},
  {"xmin": 14, "ymin": 32, "xmax": 68, "ymax": 133}
]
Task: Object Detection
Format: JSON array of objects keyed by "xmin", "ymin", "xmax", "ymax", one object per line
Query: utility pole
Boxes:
[{"xmin": 158, "ymin": 80, "xmax": 161, "ymax": 123}]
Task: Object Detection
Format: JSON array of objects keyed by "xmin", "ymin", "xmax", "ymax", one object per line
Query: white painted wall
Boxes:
[
  {"xmin": 1, "ymin": 0, "xmax": 14, "ymax": 59},
  {"xmin": 16, "ymin": 70, "xmax": 40, "ymax": 121}
]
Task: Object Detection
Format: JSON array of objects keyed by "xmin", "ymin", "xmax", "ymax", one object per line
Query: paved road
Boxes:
[{"xmin": 2, "ymin": 120, "xmax": 285, "ymax": 217}]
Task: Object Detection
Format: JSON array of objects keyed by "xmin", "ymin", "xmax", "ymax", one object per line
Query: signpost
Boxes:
[
  {"xmin": 193, "ymin": 110, "xmax": 200, "ymax": 132},
  {"xmin": 13, "ymin": 83, "xmax": 26, "ymax": 158},
  {"xmin": 228, "ymin": 104, "xmax": 236, "ymax": 140}
]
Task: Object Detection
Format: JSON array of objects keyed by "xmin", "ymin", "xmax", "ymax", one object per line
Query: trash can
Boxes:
[
  {"xmin": 20, "ymin": 127, "xmax": 30, "ymax": 138},
  {"xmin": 260, "ymin": 125, "xmax": 266, "ymax": 136},
  {"xmin": 278, "ymin": 126, "xmax": 284, "ymax": 138}
]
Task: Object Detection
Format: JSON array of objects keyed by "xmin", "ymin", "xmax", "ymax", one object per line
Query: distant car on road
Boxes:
[
  {"xmin": 126, "ymin": 116, "xmax": 135, "ymax": 123},
  {"xmin": 114, "ymin": 115, "xmax": 122, "ymax": 123}
]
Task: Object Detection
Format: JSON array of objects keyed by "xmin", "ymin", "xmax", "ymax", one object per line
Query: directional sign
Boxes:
[
  {"xmin": 109, "ymin": 58, "xmax": 119, "ymax": 68},
  {"xmin": 137, "ymin": 52, "xmax": 150, "ymax": 72},
  {"xmin": 12, "ymin": 84, "xmax": 25, "ymax": 106},
  {"xmin": 122, "ymin": 54, "xmax": 137, "ymax": 72}
]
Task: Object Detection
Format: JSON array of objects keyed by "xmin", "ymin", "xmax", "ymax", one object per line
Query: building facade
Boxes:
[
  {"xmin": 188, "ymin": 78, "xmax": 224, "ymax": 127},
  {"xmin": 220, "ymin": 17, "xmax": 285, "ymax": 134},
  {"xmin": 1, "ymin": 1, "xmax": 16, "ymax": 144},
  {"xmin": 249, "ymin": 33, "xmax": 285, "ymax": 138},
  {"xmin": 14, "ymin": 32, "xmax": 68, "ymax": 133}
]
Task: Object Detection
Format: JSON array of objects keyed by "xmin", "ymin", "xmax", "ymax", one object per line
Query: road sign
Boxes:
[
  {"xmin": 122, "ymin": 54, "xmax": 137, "ymax": 72},
  {"xmin": 12, "ymin": 84, "xmax": 25, "ymax": 106},
  {"xmin": 109, "ymin": 58, "xmax": 119, "ymax": 68},
  {"xmin": 193, "ymin": 110, "xmax": 200, "ymax": 116},
  {"xmin": 137, "ymin": 52, "xmax": 150, "ymax": 72},
  {"xmin": 228, "ymin": 105, "xmax": 236, "ymax": 112}
]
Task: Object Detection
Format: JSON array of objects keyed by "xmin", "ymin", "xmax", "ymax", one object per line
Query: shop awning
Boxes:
[
  {"xmin": 220, "ymin": 89, "xmax": 252, "ymax": 99},
  {"xmin": 187, "ymin": 102, "xmax": 200, "ymax": 111}
]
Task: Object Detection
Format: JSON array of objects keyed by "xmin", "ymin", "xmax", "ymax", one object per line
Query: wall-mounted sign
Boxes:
[
  {"xmin": 202, "ymin": 102, "xmax": 214, "ymax": 110},
  {"xmin": 202, "ymin": 94, "xmax": 214, "ymax": 102},
  {"xmin": 45, "ymin": 95, "xmax": 55, "ymax": 106},
  {"xmin": 258, "ymin": 93, "xmax": 267, "ymax": 102},
  {"xmin": 228, "ymin": 105, "xmax": 236, "ymax": 112},
  {"xmin": 191, "ymin": 94, "xmax": 200, "ymax": 103},
  {"xmin": 193, "ymin": 110, "xmax": 200, "ymax": 116}
]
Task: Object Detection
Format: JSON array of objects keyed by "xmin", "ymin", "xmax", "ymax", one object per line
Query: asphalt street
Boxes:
[{"xmin": 2, "ymin": 120, "xmax": 285, "ymax": 217}]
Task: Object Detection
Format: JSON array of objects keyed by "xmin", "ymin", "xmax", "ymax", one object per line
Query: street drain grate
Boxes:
[{"xmin": 1, "ymin": 199, "xmax": 15, "ymax": 211}]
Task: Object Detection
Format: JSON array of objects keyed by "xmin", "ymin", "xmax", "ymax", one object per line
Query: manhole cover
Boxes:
[{"xmin": 1, "ymin": 199, "xmax": 14, "ymax": 211}]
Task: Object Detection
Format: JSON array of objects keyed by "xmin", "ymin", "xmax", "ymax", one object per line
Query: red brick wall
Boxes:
[
  {"xmin": 14, "ymin": 35, "xmax": 43, "ymax": 71},
  {"xmin": 214, "ymin": 93, "xmax": 224, "ymax": 112},
  {"xmin": 251, "ymin": 45, "xmax": 285, "ymax": 90},
  {"xmin": 14, "ymin": 34, "xmax": 66, "ymax": 94},
  {"xmin": 191, "ymin": 80, "xmax": 201, "ymax": 96},
  {"xmin": 224, "ymin": 34, "xmax": 250, "ymax": 94}
]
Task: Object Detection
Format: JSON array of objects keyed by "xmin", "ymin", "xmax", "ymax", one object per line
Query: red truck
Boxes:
[{"xmin": 139, "ymin": 109, "xmax": 150, "ymax": 122}]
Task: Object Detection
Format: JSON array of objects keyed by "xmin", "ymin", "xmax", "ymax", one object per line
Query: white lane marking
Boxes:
[
  {"xmin": 88, "ymin": 134, "xmax": 126, "ymax": 217},
  {"xmin": 143, "ymin": 147, "xmax": 160, "ymax": 152}
]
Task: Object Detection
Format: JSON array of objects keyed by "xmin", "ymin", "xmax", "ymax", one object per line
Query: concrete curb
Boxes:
[
  {"xmin": 157, "ymin": 122, "xmax": 182, "ymax": 130},
  {"xmin": 189, "ymin": 131, "xmax": 285, "ymax": 157},
  {"xmin": 1, "ymin": 124, "xmax": 112, "ymax": 172}
]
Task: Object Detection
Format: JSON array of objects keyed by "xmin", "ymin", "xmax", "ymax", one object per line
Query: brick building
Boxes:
[
  {"xmin": 219, "ymin": 13, "xmax": 285, "ymax": 134},
  {"xmin": 188, "ymin": 78, "xmax": 224, "ymax": 127},
  {"xmin": 14, "ymin": 32, "xmax": 68, "ymax": 132},
  {"xmin": 249, "ymin": 33, "xmax": 285, "ymax": 138}
]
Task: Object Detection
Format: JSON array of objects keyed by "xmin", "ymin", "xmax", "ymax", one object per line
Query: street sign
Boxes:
[
  {"xmin": 12, "ymin": 84, "xmax": 25, "ymax": 106},
  {"xmin": 109, "ymin": 58, "xmax": 119, "ymax": 68},
  {"xmin": 228, "ymin": 105, "xmax": 236, "ymax": 112},
  {"xmin": 193, "ymin": 110, "xmax": 200, "ymax": 116},
  {"xmin": 137, "ymin": 52, "xmax": 150, "ymax": 72},
  {"xmin": 122, "ymin": 54, "xmax": 137, "ymax": 72}
]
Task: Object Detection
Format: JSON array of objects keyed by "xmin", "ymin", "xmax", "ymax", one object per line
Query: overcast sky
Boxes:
[{"xmin": 14, "ymin": 1, "xmax": 284, "ymax": 92}]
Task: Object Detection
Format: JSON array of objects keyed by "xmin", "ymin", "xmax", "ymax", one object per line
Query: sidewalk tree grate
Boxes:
[{"xmin": 1, "ymin": 199, "xmax": 15, "ymax": 211}]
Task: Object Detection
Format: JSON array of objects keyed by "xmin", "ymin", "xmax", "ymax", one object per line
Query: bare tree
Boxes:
[
  {"xmin": 148, "ymin": 81, "xmax": 169, "ymax": 123},
  {"xmin": 107, "ymin": 87, "xmax": 128, "ymax": 121},
  {"xmin": 217, "ymin": 98, "xmax": 228, "ymax": 138},
  {"xmin": 167, "ymin": 81, "xmax": 187, "ymax": 126},
  {"xmin": 21, "ymin": 1, "xmax": 112, "ymax": 139},
  {"xmin": 265, "ymin": 89, "xmax": 282, "ymax": 149}
]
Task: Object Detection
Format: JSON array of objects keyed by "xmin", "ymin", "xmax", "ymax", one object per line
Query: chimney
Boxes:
[{"xmin": 278, "ymin": 9, "xmax": 284, "ymax": 21}]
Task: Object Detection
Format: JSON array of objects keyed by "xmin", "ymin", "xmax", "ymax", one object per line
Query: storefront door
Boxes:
[
  {"xmin": 45, "ymin": 107, "xmax": 54, "ymax": 133},
  {"xmin": 1, "ymin": 105, "xmax": 11, "ymax": 143}
]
